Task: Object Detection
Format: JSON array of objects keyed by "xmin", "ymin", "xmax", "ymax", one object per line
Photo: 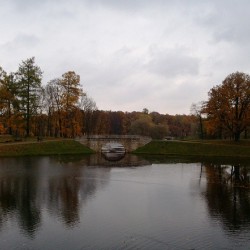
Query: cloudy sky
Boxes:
[{"xmin": 1, "ymin": 0, "xmax": 250, "ymax": 114}]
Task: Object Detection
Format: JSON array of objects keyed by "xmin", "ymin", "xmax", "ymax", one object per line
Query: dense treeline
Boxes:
[
  {"xmin": 0, "ymin": 57, "xmax": 198, "ymax": 139},
  {"xmin": 82, "ymin": 110, "xmax": 197, "ymax": 139},
  {"xmin": 1, "ymin": 58, "xmax": 249, "ymax": 141}
]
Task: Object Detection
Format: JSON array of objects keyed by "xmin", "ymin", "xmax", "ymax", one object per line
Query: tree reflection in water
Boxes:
[
  {"xmin": 48, "ymin": 173, "xmax": 81, "ymax": 227},
  {"xmin": 202, "ymin": 163, "xmax": 250, "ymax": 232},
  {"xmin": 0, "ymin": 156, "xmax": 111, "ymax": 236},
  {"xmin": 0, "ymin": 157, "xmax": 41, "ymax": 237},
  {"xmin": 0, "ymin": 155, "xmax": 249, "ymax": 244}
]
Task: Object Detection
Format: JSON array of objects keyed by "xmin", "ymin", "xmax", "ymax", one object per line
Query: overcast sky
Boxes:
[{"xmin": 1, "ymin": 0, "xmax": 250, "ymax": 114}]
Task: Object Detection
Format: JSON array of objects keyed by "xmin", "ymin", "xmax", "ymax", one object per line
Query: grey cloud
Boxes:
[
  {"xmin": 85, "ymin": 49, "xmax": 142, "ymax": 91},
  {"xmin": 213, "ymin": 22, "xmax": 250, "ymax": 45},
  {"xmin": 7, "ymin": 0, "xmax": 49, "ymax": 10},
  {"xmin": 7, "ymin": 0, "xmax": 79, "ymax": 18},
  {"xmin": 146, "ymin": 48, "xmax": 199, "ymax": 78},
  {"xmin": 84, "ymin": 0, "xmax": 171, "ymax": 10},
  {"xmin": 2, "ymin": 34, "xmax": 40, "ymax": 50},
  {"xmin": 193, "ymin": 1, "xmax": 250, "ymax": 45},
  {"xmin": 2, "ymin": 0, "xmax": 250, "ymax": 114},
  {"xmin": 7, "ymin": 0, "xmax": 149, "ymax": 11}
]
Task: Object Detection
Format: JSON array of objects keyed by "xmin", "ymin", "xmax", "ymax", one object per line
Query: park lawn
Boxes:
[
  {"xmin": 0, "ymin": 140, "xmax": 93, "ymax": 157},
  {"xmin": 134, "ymin": 140, "xmax": 250, "ymax": 158}
]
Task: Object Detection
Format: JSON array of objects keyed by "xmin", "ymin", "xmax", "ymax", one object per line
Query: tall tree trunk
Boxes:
[
  {"xmin": 26, "ymin": 71, "xmax": 30, "ymax": 137},
  {"xmin": 234, "ymin": 131, "xmax": 240, "ymax": 142},
  {"xmin": 7, "ymin": 100, "xmax": 12, "ymax": 135},
  {"xmin": 244, "ymin": 127, "xmax": 247, "ymax": 139},
  {"xmin": 199, "ymin": 115, "xmax": 203, "ymax": 139},
  {"xmin": 26, "ymin": 85, "xmax": 30, "ymax": 136}
]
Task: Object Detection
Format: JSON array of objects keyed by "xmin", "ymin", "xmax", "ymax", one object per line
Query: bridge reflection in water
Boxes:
[{"xmin": 88, "ymin": 153, "xmax": 151, "ymax": 167}]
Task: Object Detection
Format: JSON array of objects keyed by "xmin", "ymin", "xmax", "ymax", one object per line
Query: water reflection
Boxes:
[
  {"xmin": 0, "ymin": 154, "xmax": 148, "ymax": 236},
  {"xmin": 202, "ymin": 163, "xmax": 250, "ymax": 232},
  {"xmin": 0, "ymin": 156, "xmax": 112, "ymax": 236},
  {"xmin": 0, "ymin": 158, "xmax": 41, "ymax": 237},
  {"xmin": 0, "ymin": 155, "xmax": 249, "ymax": 249},
  {"xmin": 48, "ymin": 169, "xmax": 81, "ymax": 227}
]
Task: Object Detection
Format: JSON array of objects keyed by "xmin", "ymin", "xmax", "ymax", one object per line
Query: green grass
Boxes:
[
  {"xmin": 0, "ymin": 134, "xmax": 14, "ymax": 143},
  {"xmin": 134, "ymin": 140, "xmax": 250, "ymax": 158},
  {"xmin": 0, "ymin": 136, "xmax": 249, "ymax": 159},
  {"xmin": 0, "ymin": 140, "xmax": 93, "ymax": 157}
]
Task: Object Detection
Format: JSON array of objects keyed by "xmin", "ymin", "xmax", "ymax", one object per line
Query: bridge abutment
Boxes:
[{"xmin": 76, "ymin": 135, "xmax": 151, "ymax": 152}]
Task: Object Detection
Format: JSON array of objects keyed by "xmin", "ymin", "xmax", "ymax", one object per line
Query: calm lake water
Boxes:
[{"xmin": 0, "ymin": 154, "xmax": 250, "ymax": 250}]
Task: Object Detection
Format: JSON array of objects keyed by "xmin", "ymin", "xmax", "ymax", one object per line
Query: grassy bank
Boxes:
[
  {"xmin": 0, "ymin": 137, "xmax": 249, "ymax": 159},
  {"xmin": 134, "ymin": 140, "xmax": 250, "ymax": 158},
  {"xmin": 0, "ymin": 140, "xmax": 93, "ymax": 157}
]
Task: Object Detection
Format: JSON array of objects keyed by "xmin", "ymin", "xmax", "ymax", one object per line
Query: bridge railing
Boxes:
[{"xmin": 78, "ymin": 135, "xmax": 151, "ymax": 141}]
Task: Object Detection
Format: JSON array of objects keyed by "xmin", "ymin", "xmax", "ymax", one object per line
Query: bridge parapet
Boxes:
[{"xmin": 76, "ymin": 135, "xmax": 151, "ymax": 152}]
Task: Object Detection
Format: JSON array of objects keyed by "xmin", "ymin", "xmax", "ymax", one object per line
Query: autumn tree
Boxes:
[
  {"xmin": 45, "ymin": 78, "xmax": 64, "ymax": 137},
  {"xmin": 130, "ymin": 113, "xmax": 168, "ymax": 139},
  {"xmin": 0, "ymin": 67, "xmax": 7, "ymax": 133},
  {"xmin": 142, "ymin": 108, "xmax": 149, "ymax": 114},
  {"xmin": 60, "ymin": 71, "xmax": 82, "ymax": 111},
  {"xmin": 190, "ymin": 101, "xmax": 206, "ymax": 139},
  {"xmin": 79, "ymin": 94, "xmax": 97, "ymax": 136},
  {"xmin": 92, "ymin": 111, "xmax": 111, "ymax": 135},
  {"xmin": 150, "ymin": 124, "xmax": 168, "ymax": 139},
  {"xmin": 15, "ymin": 57, "xmax": 43, "ymax": 137},
  {"xmin": 206, "ymin": 72, "xmax": 250, "ymax": 141},
  {"xmin": 60, "ymin": 71, "xmax": 84, "ymax": 137},
  {"xmin": 0, "ymin": 67, "xmax": 7, "ymax": 115},
  {"xmin": 0, "ymin": 69, "xmax": 19, "ymax": 134},
  {"xmin": 45, "ymin": 71, "xmax": 84, "ymax": 137},
  {"xmin": 0, "ymin": 67, "xmax": 6, "ymax": 84},
  {"xmin": 109, "ymin": 111, "xmax": 125, "ymax": 135},
  {"xmin": 129, "ymin": 114, "xmax": 152, "ymax": 136}
]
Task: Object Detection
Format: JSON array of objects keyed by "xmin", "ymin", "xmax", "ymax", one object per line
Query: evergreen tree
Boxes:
[{"xmin": 15, "ymin": 57, "xmax": 43, "ymax": 136}]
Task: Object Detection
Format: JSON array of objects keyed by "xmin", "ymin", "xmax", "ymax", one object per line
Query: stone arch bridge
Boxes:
[{"xmin": 76, "ymin": 135, "xmax": 152, "ymax": 152}]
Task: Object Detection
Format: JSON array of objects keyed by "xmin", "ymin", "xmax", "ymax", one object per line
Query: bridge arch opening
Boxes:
[{"xmin": 101, "ymin": 142, "xmax": 126, "ymax": 161}]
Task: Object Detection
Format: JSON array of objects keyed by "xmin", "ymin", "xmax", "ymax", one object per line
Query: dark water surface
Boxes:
[{"xmin": 0, "ymin": 155, "xmax": 250, "ymax": 249}]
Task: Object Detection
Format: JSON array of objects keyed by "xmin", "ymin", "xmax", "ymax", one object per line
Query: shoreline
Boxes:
[
  {"xmin": 0, "ymin": 139, "xmax": 93, "ymax": 157},
  {"xmin": 0, "ymin": 138, "xmax": 249, "ymax": 160},
  {"xmin": 133, "ymin": 140, "xmax": 250, "ymax": 159}
]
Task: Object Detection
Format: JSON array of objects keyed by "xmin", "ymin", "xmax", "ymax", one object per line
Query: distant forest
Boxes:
[{"xmin": 0, "ymin": 58, "xmax": 249, "ymax": 141}]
